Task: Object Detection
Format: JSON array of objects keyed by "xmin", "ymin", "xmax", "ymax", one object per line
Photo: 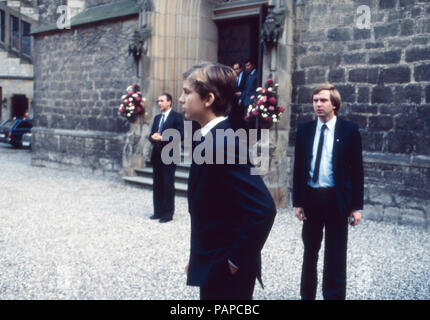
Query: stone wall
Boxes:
[
  {"xmin": 31, "ymin": 5, "xmax": 138, "ymax": 174},
  {"xmin": 288, "ymin": 0, "xmax": 430, "ymax": 228}
]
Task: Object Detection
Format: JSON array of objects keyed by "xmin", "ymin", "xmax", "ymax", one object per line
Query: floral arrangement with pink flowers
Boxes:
[
  {"xmin": 245, "ymin": 78, "xmax": 285, "ymax": 129},
  {"xmin": 118, "ymin": 83, "xmax": 146, "ymax": 121}
]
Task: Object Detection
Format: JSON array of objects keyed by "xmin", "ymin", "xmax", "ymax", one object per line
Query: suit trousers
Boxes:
[
  {"xmin": 301, "ymin": 186, "xmax": 348, "ymax": 300},
  {"xmin": 152, "ymin": 157, "xmax": 176, "ymax": 219},
  {"xmin": 200, "ymin": 263, "xmax": 257, "ymax": 300}
]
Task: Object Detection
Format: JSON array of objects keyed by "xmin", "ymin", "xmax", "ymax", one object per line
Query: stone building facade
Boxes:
[
  {"xmin": 0, "ymin": 0, "xmax": 38, "ymax": 121},
  {"xmin": 30, "ymin": 0, "xmax": 429, "ymax": 228},
  {"xmin": 31, "ymin": 0, "xmax": 137, "ymax": 174}
]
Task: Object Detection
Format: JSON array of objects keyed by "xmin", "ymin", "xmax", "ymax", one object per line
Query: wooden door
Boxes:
[{"xmin": 217, "ymin": 17, "xmax": 260, "ymax": 70}]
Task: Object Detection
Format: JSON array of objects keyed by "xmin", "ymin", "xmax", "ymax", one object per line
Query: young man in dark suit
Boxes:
[
  {"xmin": 149, "ymin": 93, "xmax": 184, "ymax": 223},
  {"xmin": 293, "ymin": 83, "xmax": 364, "ymax": 300},
  {"xmin": 179, "ymin": 62, "xmax": 276, "ymax": 300}
]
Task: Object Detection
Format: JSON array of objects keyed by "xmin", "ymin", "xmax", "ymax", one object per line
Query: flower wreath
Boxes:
[
  {"xmin": 245, "ymin": 78, "xmax": 285, "ymax": 129},
  {"xmin": 118, "ymin": 83, "xmax": 146, "ymax": 122}
]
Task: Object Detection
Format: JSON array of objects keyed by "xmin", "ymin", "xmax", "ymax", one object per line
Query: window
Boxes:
[
  {"xmin": 11, "ymin": 15, "xmax": 19, "ymax": 50},
  {"xmin": 0, "ymin": 10, "xmax": 5, "ymax": 43},
  {"xmin": 21, "ymin": 21, "xmax": 30, "ymax": 56},
  {"xmin": 1, "ymin": 10, "xmax": 33, "ymax": 58}
]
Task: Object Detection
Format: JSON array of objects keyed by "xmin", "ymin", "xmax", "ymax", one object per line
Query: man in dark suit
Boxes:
[
  {"xmin": 293, "ymin": 83, "xmax": 364, "ymax": 300},
  {"xmin": 180, "ymin": 62, "xmax": 276, "ymax": 300},
  {"xmin": 149, "ymin": 93, "xmax": 184, "ymax": 223},
  {"xmin": 240, "ymin": 59, "xmax": 259, "ymax": 109},
  {"xmin": 230, "ymin": 62, "xmax": 249, "ymax": 130},
  {"xmin": 233, "ymin": 62, "xmax": 248, "ymax": 98}
]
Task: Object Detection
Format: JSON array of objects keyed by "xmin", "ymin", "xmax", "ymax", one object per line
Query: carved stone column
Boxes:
[
  {"xmin": 121, "ymin": 0, "xmax": 218, "ymax": 176},
  {"xmin": 260, "ymin": 0, "xmax": 294, "ymax": 208}
]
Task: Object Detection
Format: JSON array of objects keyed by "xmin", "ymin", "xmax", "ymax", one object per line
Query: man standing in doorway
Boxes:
[
  {"xmin": 233, "ymin": 62, "xmax": 248, "ymax": 99},
  {"xmin": 230, "ymin": 62, "xmax": 248, "ymax": 130},
  {"xmin": 149, "ymin": 93, "xmax": 184, "ymax": 223},
  {"xmin": 293, "ymin": 83, "xmax": 364, "ymax": 300},
  {"xmin": 240, "ymin": 58, "xmax": 258, "ymax": 110}
]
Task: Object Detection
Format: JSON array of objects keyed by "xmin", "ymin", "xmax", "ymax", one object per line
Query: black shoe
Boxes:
[
  {"xmin": 150, "ymin": 215, "xmax": 160, "ymax": 220},
  {"xmin": 159, "ymin": 217, "xmax": 173, "ymax": 223}
]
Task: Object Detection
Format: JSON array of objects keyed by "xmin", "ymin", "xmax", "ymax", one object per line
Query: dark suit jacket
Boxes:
[
  {"xmin": 187, "ymin": 119, "xmax": 276, "ymax": 287},
  {"xmin": 292, "ymin": 117, "xmax": 364, "ymax": 218},
  {"xmin": 241, "ymin": 69, "xmax": 259, "ymax": 108},
  {"xmin": 236, "ymin": 71, "xmax": 248, "ymax": 95},
  {"xmin": 149, "ymin": 110, "xmax": 184, "ymax": 163}
]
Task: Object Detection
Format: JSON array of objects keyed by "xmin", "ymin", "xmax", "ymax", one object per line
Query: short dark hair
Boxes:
[
  {"xmin": 244, "ymin": 58, "xmax": 255, "ymax": 66},
  {"xmin": 233, "ymin": 62, "xmax": 243, "ymax": 69},
  {"xmin": 182, "ymin": 62, "xmax": 236, "ymax": 116},
  {"xmin": 160, "ymin": 92, "xmax": 172, "ymax": 103}
]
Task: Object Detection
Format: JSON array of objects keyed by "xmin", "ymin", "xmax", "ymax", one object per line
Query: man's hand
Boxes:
[
  {"xmin": 151, "ymin": 132, "xmax": 163, "ymax": 142},
  {"xmin": 349, "ymin": 211, "xmax": 362, "ymax": 227},
  {"xmin": 228, "ymin": 261, "xmax": 239, "ymax": 275},
  {"xmin": 185, "ymin": 263, "xmax": 189, "ymax": 275},
  {"xmin": 295, "ymin": 207, "xmax": 307, "ymax": 221}
]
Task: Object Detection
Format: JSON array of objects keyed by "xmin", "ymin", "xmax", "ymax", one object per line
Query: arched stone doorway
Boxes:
[
  {"xmin": 11, "ymin": 94, "xmax": 28, "ymax": 118},
  {"xmin": 213, "ymin": 1, "xmax": 266, "ymax": 85},
  {"xmin": 217, "ymin": 16, "xmax": 260, "ymax": 68}
]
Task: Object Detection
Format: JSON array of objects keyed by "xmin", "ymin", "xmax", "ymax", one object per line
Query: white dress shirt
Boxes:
[
  {"xmin": 200, "ymin": 116, "xmax": 228, "ymax": 138},
  {"xmin": 308, "ymin": 116, "xmax": 337, "ymax": 188},
  {"xmin": 236, "ymin": 71, "xmax": 243, "ymax": 88}
]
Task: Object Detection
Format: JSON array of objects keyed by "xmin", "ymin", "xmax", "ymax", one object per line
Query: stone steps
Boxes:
[{"xmin": 123, "ymin": 162, "xmax": 190, "ymax": 196}]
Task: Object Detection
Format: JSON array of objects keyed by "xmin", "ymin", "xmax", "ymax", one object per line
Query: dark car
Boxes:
[
  {"xmin": 21, "ymin": 132, "xmax": 32, "ymax": 149},
  {"xmin": 0, "ymin": 118, "xmax": 33, "ymax": 148}
]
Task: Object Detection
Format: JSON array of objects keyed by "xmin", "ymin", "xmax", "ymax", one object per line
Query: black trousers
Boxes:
[
  {"xmin": 152, "ymin": 157, "xmax": 176, "ymax": 219},
  {"xmin": 301, "ymin": 186, "xmax": 348, "ymax": 300},
  {"xmin": 200, "ymin": 263, "xmax": 257, "ymax": 300}
]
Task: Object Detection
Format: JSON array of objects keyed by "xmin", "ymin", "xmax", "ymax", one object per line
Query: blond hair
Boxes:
[{"xmin": 311, "ymin": 83, "xmax": 342, "ymax": 115}]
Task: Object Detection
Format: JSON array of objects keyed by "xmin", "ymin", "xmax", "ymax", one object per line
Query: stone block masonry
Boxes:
[
  {"xmin": 31, "ymin": 9, "xmax": 138, "ymax": 175},
  {"xmin": 31, "ymin": 128, "xmax": 125, "ymax": 176}
]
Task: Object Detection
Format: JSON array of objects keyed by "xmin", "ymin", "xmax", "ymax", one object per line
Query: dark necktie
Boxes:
[
  {"xmin": 158, "ymin": 114, "xmax": 165, "ymax": 133},
  {"xmin": 312, "ymin": 124, "xmax": 327, "ymax": 183}
]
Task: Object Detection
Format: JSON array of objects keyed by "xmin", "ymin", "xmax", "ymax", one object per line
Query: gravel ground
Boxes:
[{"xmin": 0, "ymin": 143, "xmax": 429, "ymax": 300}]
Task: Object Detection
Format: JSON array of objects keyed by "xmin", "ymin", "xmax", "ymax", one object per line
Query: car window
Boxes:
[{"xmin": 2, "ymin": 120, "xmax": 15, "ymax": 131}]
